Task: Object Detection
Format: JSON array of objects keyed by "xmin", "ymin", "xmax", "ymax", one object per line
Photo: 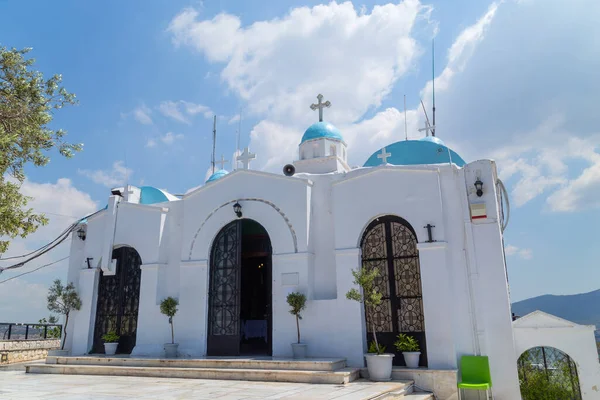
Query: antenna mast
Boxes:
[
  {"xmin": 432, "ymin": 38, "xmax": 436, "ymax": 137},
  {"xmin": 211, "ymin": 115, "xmax": 217, "ymax": 174}
]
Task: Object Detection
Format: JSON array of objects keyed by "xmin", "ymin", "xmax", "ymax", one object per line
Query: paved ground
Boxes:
[{"xmin": 0, "ymin": 369, "xmax": 405, "ymax": 400}]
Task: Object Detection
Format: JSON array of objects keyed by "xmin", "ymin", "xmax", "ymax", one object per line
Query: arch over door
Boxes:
[
  {"xmin": 518, "ymin": 346, "xmax": 582, "ymax": 400},
  {"xmin": 360, "ymin": 215, "xmax": 427, "ymax": 366},
  {"xmin": 92, "ymin": 246, "xmax": 142, "ymax": 354}
]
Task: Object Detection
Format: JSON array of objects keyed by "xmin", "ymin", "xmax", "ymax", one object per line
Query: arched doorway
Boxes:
[
  {"xmin": 92, "ymin": 246, "xmax": 142, "ymax": 354},
  {"xmin": 360, "ymin": 215, "xmax": 426, "ymax": 366},
  {"xmin": 518, "ymin": 346, "xmax": 582, "ymax": 400},
  {"xmin": 207, "ymin": 219, "xmax": 272, "ymax": 356}
]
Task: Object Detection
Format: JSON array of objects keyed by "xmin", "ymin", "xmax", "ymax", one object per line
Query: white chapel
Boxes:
[{"xmin": 62, "ymin": 95, "xmax": 600, "ymax": 399}]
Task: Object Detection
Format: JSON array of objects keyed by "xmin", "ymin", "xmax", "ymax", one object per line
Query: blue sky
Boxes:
[{"xmin": 1, "ymin": 0, "xmax": 599, "ymax": 321}]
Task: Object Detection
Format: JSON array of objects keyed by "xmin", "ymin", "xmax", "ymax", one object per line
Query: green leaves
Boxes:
[
  {"xmin": 286, "ymin": 292, "xmax": 307, "ymax": 318},
  {"xmin": 0, "ymin": 46, "xmax": 81, "ymax": 253},
  {"xmin": 345, "ymin": 266, "xmax": 382, "ymax": 308},
  {"xmin": 394, "ymin": 333, "xmax": 420, "ymax": 352},
  {"xmin": 160, "ymin": 297, "xmax": 179, "ymax": 318},
  {"xmin": 47, "ymin": 279, "xmax": 82, "ymax": 316},
  {"xmin": 101, "ymin": 331, "xmax": 120, "ymax": 343}
]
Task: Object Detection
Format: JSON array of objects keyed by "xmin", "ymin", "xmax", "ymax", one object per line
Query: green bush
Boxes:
[
  {"xmin": 394, "ymin": 333, "xmax": 420, "ymax": 352},
  {"xmin": 101, "ymin": 331, "xmax": 120, "ymax": 343},
  {"xmin": 286, "ymin": 292, "xmax": 307, "ymax": 344},
  {"xmin": 367, "ymin": 341, "xmax": 386, "ymax": 355}
]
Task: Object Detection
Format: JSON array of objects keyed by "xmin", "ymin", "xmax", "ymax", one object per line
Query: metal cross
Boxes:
[
  {"xmin": 424, "ymin": 224, "xmax": 436, "ymax": 243},
  {"xmin": 236, "ymin": 147, "xmax": 256, "ymax": 169},
  {"xmin": 310, "ymin": 94, "xmax": 331, "ymax": 122},
  {"xmin": 216, "ymin": 154, "xmax": 228, "ymax": 170},
  {"xmin": 418, "ymin": 124, "xmax": 436, "ymax": 136},
  {"xmin": 377, "ymin": 147, "xmax": 391, "ymax": 164}
]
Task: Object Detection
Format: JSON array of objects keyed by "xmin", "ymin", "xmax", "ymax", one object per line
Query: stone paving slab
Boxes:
[{"xmin": 0, "ymin": 371, "xmax": 410, "ymax": 400}]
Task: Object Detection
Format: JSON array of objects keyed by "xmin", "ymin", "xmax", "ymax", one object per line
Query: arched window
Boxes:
[
  {"xmin": 518, "ymin": 347, "xmax": 582, "ymax": 399},
  {"xmin": 360, "ymin": 215, "xmax": 426, "ymax": 366}
]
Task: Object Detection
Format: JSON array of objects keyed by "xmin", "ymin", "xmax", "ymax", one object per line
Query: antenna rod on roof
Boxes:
[
  {"xmin": 404, "ymin": 94, "xmax": 408, "ymax": 141},
  {"xmin": 432, "ymin": 38, "xmax": 436, "ymax": 137},
  {"xmin": 212, "ymin": 115, "xmax": 217, "ymax": 174}
]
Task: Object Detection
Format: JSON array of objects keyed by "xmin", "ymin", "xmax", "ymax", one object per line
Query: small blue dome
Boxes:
[
  {"xmin": 419, "ymin": 136, "xmax": 445, "ymax": 146},
  {"xmin": 140, "ymin": 186, "xmax": 177, "ymax": 204},
  {"xmin": 301, "ymin": 121, "xmax": 344, "ymax": 143},
  {"xmin": 206, "ymin": 169, "xmax": 229, "ymax": 183},
  {"xmin": 363, "ymin": 140, "xmax": 466, "ymax": 167}
]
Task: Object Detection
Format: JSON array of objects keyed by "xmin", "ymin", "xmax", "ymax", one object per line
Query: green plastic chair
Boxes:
[{"xmin": 457, "ymin": 355, "xmax": 493, "ymax": 400}]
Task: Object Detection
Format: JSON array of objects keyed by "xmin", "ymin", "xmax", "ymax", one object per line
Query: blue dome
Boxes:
[
  {"xmin": 301, "ymin": 121, "xmax": 344, "ymax": 143},
  {"xmin": 363, "ymin": 140, "xmax": 466, "ymax": 167},
  {"xmin": 206, "ymin": 169, "xmax": 229, "ymax": 183},
  {"xmin": 419, "ymin": 136, "xmax": 445, "ymax": 146},
  {"xmin": 140, "ymin": 186, "xmax": 177, "ymax": 204}
]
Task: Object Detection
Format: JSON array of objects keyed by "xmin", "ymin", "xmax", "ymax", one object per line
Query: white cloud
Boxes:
[
  {"xmin": 125, "ymin": 104, "xmax": 153, "ymax": 125},
  {"xmin": 158, "ymin": 100, "xmax": 213, "ymax": 124},
  {"xmin": 168, "ymin": 1, "xmax": 503, "ymax": 170},
  {"xmin": 0, "ymin": 177, "xmax": 97, "ymax": 321},
  {"xmin": 146, "ymin": 132, "xmax": 184, "ymax": 148},
  {"xmin": 505, "ymin": 245, "xmax": 533, "ymax": 260},
  {"xmin": 78, "ymin": 161, "xmax": 133, "ymax": 188}
]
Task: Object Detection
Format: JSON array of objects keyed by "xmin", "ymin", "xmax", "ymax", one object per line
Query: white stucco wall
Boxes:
[
  {"xmin": 63, "ymin": 158, "xmax": 538, "ymax": 399},
  {"xmin": 513, "ymin": 311, "xmax": 600, "ymax": 399}
]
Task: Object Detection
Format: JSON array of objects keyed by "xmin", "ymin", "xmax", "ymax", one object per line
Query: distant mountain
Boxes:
[{"xmin": 512, "ymin": 289, "xmax": 600, "ymax": 335}]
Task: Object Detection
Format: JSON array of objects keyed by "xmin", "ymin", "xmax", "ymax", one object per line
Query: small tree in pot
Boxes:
[
  {"xmin": 160, "ymin": 297, "xmax": 179, "ymax": 358},
  {"xmin": 346, "ymin": 266, "xmax": 394, "ymax": 381},
  {"xmin": 47, "ymin": 279, "xmax": 82, "ymax": 355},
  {"xmin": 101, "ymin": 331, "xmax": 120, "ymax": 356},
  {"xmin": 394, "ymin": 333, "xmax": 421, "ymax": 368},
  {"xmin": 286, "ymin": 292, "xmax": 307, "ymax": 358}
]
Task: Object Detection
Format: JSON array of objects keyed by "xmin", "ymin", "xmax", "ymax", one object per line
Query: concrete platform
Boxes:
[{"xmin": 28, "ymin": 355, "xmax": 363, "ymax": 385}]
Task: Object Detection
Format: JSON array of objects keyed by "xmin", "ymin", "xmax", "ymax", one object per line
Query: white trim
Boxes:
[
  {"xmin": 140, "ymin": 263, "xmax": 167, "ymax": 270},
  {"xmin": 416, "ymin": 241, "xmax": 448, "ymax": 251},
  {"xmin": 119, "ymin": 202, "xmax": 169, "ymax": 213},
  {"xmin": 180, "ymin": 259, "xmax": 208, "ymax": 268}
]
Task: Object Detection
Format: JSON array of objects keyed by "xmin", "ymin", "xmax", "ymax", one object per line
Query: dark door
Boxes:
[
  {"xmin": 92, "ymin": 247, "xmax": 142, "ymax": 354},
  {"xmin": 361, "ymin": 216, "xmax": 427, "ymax": 366},
  {"xmin": 207, "ymin": 219, "xmax": 272, "ymax": 356},
  {"xmin": 207, "ymin": 221, "xmax": 242, "ymax": 356}
]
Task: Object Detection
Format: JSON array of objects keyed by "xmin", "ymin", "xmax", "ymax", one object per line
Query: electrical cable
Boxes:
[{"xmin": 0, "ymin": 256, "xmax": 69, "ymax": 284}]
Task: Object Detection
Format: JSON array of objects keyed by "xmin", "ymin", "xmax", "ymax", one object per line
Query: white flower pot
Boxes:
[
  {"xmin": 365, "ymin": 353, "xmax": 395, "ymax": 381},
  {"xmin": 164, "ymin": 343, "xmax": 179, "ymax": 358},
  {"xmin": 403, "ymin": 351, "xmax": 421, "ymax": 368},
  {"xmin": 291, "ymin": 343, "xmax": 307, "ymax": 359},
  {"xmin": 104, "ymin": 343, "xmax": 118, "ymax": 356}
]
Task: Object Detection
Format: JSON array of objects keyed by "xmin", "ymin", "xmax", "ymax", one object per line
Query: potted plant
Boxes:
[
  {"xmin": 46, "ymin": 279, "xmax": 82, "ymax": 356},
  {"xmin": 286, "ymin": 292, "xmax": 307, "ymax": 358},
  {"xmin": 160, "ymin": 296, "xmax": 179, "ymax": 358},
  {"xmin": 346, "ymin": 267, "xmax": 394, "ymax": 381},
  {"xmin": 394, "ymin": 333, "xmax": 421, "ymax": 368},
  {"xmin": 101, "ymin": 331, "xmax": 120, "ymax": 356}
]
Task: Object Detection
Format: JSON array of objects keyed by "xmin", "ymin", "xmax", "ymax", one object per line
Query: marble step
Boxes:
[
  {"xmin": 45, "ymin": 356, "xmax": 346, "ymax": 371},
  {"xmin": 26, "ymin": 363, "xmax": 361, "ymax": 384}
]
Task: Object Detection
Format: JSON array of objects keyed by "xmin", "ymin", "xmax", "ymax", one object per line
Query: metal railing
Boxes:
[{"xmin": 0, "ymin": 322, "xmax": 62, "ymax": 340}]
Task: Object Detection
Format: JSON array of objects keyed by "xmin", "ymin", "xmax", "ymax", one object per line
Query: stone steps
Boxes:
[
  {"xmin": 44, "ymin": 355, "xmax": 347, "ymax": 371},
  {"xmin": 26, "ymin": 363, "xmax": 361, "ymax": 384}
]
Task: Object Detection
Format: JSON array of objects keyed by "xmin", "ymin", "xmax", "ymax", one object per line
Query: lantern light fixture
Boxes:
[
  {"xmin": 76, "ymin": 227, "xmax": 86, "ymax": 241},
  {"xmin": 233, "ymin": 202, "xmax": 242, "ymax": 218},
  {"xmin": 474, "ymin": 179, "xmax": 484, "ymax": 197}
]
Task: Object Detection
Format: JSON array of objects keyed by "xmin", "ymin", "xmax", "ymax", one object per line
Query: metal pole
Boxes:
[
  {"xmin": 44, "ymin": 325, "xmax": 48, "ymax": 339},
  {"xmin": 25, "ymin": 324, "xmax": 29, "ymax": 339},
  {"xmin": 7, "ymin": 324, "xmax": 11, "ymax": 340}
]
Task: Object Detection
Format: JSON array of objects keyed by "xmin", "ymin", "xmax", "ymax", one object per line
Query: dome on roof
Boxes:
[
  {"xmin": 206, "ymin": 169, "xmax": 229, "ymax": 183},
  {"xmin": 140, "ymin": 186, "xmax": 179, "ymax": 204},
  {"xmin": 363, "ymin": 140, "xmax": 466, "ymax": 168},
  {"xmin": 301, "ymin": 121, "xmax": 344, "ymax": 143},
  {"xmin": 419, "ymin": 136, "xmax": 445, "ymax": 146}
]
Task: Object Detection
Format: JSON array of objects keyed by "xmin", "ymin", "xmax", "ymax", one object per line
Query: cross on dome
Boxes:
[
  {"xmin": 377, "ymin": 147, "xmax": 391, "ymax": 164},
  {"xmin": 237, "ymin": 147, "xmax": 256, "ymax": 169},
  {"xmin": 216, "ymin": 155, "xmax": 228, "ymax": 170},
  {"xmin": 310, "ymin": 94, "xmax": 331, "ymax": 122}
]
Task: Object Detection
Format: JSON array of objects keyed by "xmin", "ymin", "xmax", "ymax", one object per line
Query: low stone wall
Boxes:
[{"xmin": 0, "ymin": 339, "xmax": 60, "ymax": 364}]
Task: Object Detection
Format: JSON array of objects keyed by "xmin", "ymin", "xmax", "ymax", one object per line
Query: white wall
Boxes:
[{"xmin": 513, "ymin": 311, "xmax": 600, "ymax": 400}]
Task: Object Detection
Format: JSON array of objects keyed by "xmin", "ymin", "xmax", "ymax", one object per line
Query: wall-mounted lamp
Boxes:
[
  {"xmin": 233, "ymin": 202, "xmax": 242, "ymax": 218},
  {"xmin": 76, "ymin": 227, "xmax": 86, "ymax": 241},
  {"xmin": 474, "ymin": 179, "xmax": 484, "ymax": 197}
]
